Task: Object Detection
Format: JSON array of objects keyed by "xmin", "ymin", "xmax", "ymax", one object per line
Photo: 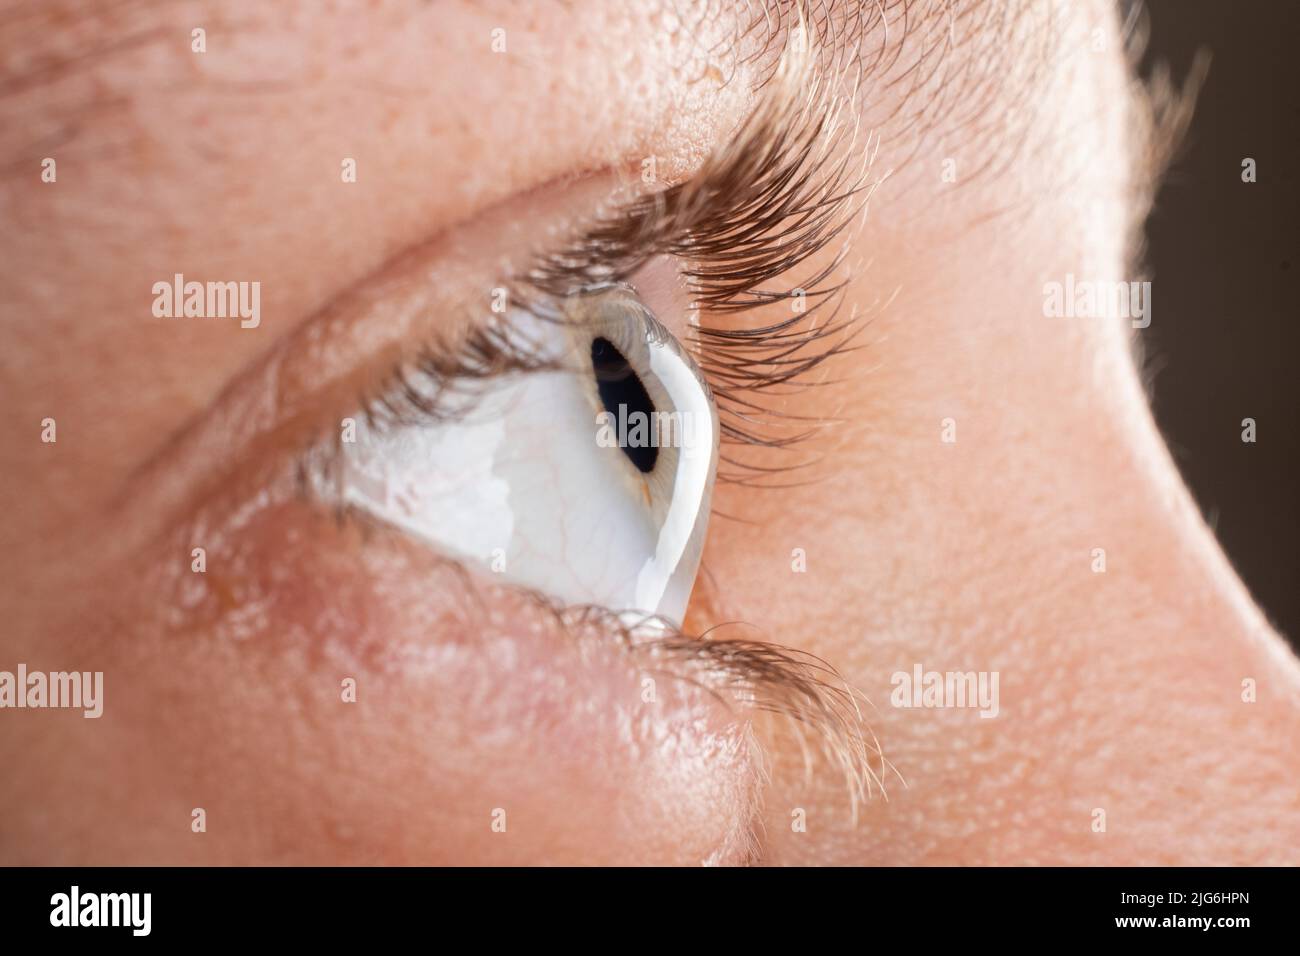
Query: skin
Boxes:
[{"xmin": 1, "ymin": 0, "xmax": 1297, "ymax": 865}]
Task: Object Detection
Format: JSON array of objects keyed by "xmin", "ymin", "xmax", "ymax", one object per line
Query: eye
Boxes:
[{"xmin": 326, "ymin": 283, "xmax": 718, "ymax": 626}]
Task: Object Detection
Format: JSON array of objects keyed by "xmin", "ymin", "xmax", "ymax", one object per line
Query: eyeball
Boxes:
[{"xmin": 328, "ymin": 284, "xmax": 719, "ymax": 626}]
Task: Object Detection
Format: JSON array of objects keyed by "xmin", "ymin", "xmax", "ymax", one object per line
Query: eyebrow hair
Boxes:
[
  {"xmin": 746, "ymin": 0, "xmax": 1057, "ymax": 168},
  {"xmin": 0, "ymin": 0, "xmax": 1017, "ymax": 171}
]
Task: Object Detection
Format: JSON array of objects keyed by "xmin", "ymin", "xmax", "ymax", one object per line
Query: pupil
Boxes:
[{"xmin": 591, "ymin": 337, "xmax": 658, "ymax": 473}]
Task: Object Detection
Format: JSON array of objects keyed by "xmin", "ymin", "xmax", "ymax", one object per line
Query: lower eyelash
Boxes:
[{"xmin": 594, "ymin": 606, "xmax": 896, "ymax": 823}]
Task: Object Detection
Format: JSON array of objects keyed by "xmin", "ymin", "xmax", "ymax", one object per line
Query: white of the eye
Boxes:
[{"xmin": 330, "ymin": 315, "xmax": 717, "ymax": 626}]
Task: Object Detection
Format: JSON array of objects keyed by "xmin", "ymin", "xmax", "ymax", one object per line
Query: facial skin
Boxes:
[{"xmin": 1, "ymin": 0, "xmax": 1297, "ymax": 865}]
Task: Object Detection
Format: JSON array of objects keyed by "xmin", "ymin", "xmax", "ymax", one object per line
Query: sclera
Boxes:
[{"xmin": 331, "ymin": 285, "xmax": 719, "ymax": 626}]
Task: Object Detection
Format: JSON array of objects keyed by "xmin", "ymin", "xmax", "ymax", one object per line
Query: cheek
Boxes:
[{"xmin": 107, "ymin": 497, "xmax": 762, "ymax": 865}]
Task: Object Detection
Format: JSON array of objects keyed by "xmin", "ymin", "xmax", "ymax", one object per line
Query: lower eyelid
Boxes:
[{"xmin": 143, "ymin": 487, "xmax": 767, "ymax": 864}]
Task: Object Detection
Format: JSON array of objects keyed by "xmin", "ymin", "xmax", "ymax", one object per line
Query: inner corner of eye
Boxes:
[{"xmin": 329, "ymin": 280, "xmax": 720, "ymax": 628}]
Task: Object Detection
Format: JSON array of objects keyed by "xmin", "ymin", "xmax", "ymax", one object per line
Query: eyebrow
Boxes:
[{"xmin": 0, "ymin": 0, "xmax": 1014, "ymax": 170}]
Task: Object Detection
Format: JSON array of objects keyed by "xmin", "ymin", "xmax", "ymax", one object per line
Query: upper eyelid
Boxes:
[
  {"xmin": 522, "ymin": 47, "xmax": 869, "ymax": 312},
  {"xmin": 119, "ymin": 22, "xmax": 863, "ymax": 528},
  {"xmin": 358, "ymin": 36, "xmax": 872, "ymax": 487},
  {"xmin": 112, "ymin": 170, "xmax": 654, "ymax": 529}
]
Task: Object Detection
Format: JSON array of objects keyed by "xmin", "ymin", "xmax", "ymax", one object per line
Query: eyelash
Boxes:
[{"xmin": 357, "ymin": 50, "xmax": 871, "ymax": 490}]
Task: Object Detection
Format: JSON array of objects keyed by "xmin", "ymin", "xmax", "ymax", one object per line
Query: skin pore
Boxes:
[{"xmin": 1, "ymin": 0, "xmax": 1297, "ymax": 864}]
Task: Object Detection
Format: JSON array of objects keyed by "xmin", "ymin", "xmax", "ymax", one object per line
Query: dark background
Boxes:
[{"xmin": 1139, "ymin": 0, "xmax": 1298, "ymax": 645}]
